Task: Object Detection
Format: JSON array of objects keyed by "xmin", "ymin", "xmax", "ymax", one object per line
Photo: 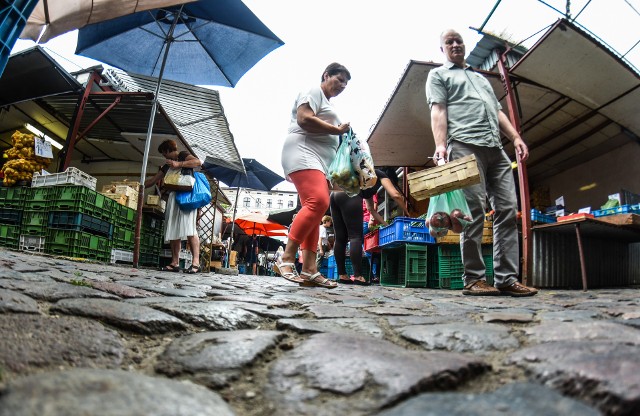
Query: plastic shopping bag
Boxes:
[
  {"xmin": 425, "ymin": 189, "xmax": 473, "ymax": 237},
  {"xmin": 347, "ymin": 130, "xmax": 377, "ymax": 190},
  {"xmin": 327, "ymin": 135, "xmax": 360, "ymax": 196},
  {"xmin": 175, "ymin": 172, "xmax": 211, "ymax": 211}
]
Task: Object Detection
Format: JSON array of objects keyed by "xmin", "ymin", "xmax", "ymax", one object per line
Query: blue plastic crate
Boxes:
[
  {"xmin": 530, "ymin": 209, "xmax": 556, "ymax": 223},
  {"xmin": 592, "ymin": 204, "xmax": 639, "ymax": 217},
  {"xmin": 378, "ymin": 217, "xmax": 435, "ymax": 247},
  {"xmin": 0, "ymin": 0, "xmax": 39, "ymax": 76}
]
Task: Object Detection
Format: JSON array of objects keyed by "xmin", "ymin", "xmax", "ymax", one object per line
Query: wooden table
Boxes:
[{"xmin": 532, "ymin": 215, "xmax": 640, "ymax": 291}]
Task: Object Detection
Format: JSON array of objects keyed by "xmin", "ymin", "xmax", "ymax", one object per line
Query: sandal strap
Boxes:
[{"xmin": 301, "ymin": 272, "xmax": 331, "ymax": 285}]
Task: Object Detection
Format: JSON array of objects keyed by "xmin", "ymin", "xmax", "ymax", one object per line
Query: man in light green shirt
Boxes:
[{"xmin": 426, "ymin": 29, "xmax": 538, "ymax": 297}]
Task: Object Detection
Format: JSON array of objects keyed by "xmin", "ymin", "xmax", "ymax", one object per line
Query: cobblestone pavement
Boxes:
[{"xmin": 0, "ymin": 249, "xmax": 639, "ymax": 416}]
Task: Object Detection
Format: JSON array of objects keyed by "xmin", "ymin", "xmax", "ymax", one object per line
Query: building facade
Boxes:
[{"xmin": 221, "ymin": 187, "xmax": 298, "ymax": 217}]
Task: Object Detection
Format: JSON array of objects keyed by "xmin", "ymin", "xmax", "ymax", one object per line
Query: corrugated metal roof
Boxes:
[{"xmin": 103, "ymin": 68, "xmax": 244, "ymax": 173}]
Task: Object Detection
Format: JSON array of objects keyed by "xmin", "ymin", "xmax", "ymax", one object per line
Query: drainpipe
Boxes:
[{"xmin": 496, "ymin": 50, "xmax": 532, "ymax": 286}]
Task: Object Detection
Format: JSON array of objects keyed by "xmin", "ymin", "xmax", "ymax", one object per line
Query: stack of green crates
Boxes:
[
  {"xmin": 0, "ymin": 186, "xmax": 28, "ymax": 249},
  {"xmin": 44, "ymin": 185, "xmax": 119, "ymax": 262},
  {"xmin": 140, "ymin": 212, "xmax": 164, "ymax": 266},
  {"xmin": 380, "ymin": 244, "xmax": 431, "ymax": 288},
  {"xmin": 434, "ymin": 245, "xmax": 494, "ymax": 289}
]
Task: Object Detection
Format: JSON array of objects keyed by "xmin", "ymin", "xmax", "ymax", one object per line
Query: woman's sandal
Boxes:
[
  {"xmin": 161, "ymin": 264, "xmax": 181, "ymax": 272},
  {"xmin": 338, "ymin": 274, "xmax": 353, "ymax": 284},
  {"xmin": 300, "ymin": 271, "xmax": 338, "ymax": 289},
  {"xmin": 273, "ymin": 261, "xmax": 304, "ymax": 284},
  {"xmin": 352, "ymin": 276, "xmax": 369, "ymax": 286},
  {"xmin": 184, "ymin": 265, "xmax": 201, "ymax": 274}
]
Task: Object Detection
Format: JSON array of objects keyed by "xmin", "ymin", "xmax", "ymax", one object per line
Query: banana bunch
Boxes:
[{"xmin": 2, "ymin": 131, "xmax": 51, "ymax": 186}]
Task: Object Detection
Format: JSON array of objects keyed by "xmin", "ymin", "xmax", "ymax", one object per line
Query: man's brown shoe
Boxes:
[
  {"xmin": 498, "ymin": 281, "xmax": 538, "ymax": 297},
  {"xmin": 462, "ymin": 280, "xmax": 501, "ymax": 296}
]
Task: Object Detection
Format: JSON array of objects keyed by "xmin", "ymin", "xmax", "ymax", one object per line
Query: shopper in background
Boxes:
[
  {"xmin": 317, "ymin": 215, "xmax": 333, "ymax": 268},
  {"xmin": 426, "ymin": 29, "xmax": 537, "ymax": 296},
  {"xmin": 248, "ymin": 234, "xmax": 259, "ymax": 275},
  {"xmin": 275, "ymin": 63, "xmax": 352, "ymax": 289},
  {"xmin": 331, "ymin": 168, "xmax": 409, "ymax": 285},
  {"xmin": 145, "ymin": 139, "xmax": 201, "ymax": 274}
]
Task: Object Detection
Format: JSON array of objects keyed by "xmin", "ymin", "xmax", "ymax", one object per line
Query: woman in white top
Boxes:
[{"xmin": 274, "ymin": 63, "xmax": 351, "ymax": 289}]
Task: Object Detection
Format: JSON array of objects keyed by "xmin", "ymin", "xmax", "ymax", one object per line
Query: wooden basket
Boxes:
[{"xmin": 407, "ymin": 154, "xmax": 480, "ymax": 200}]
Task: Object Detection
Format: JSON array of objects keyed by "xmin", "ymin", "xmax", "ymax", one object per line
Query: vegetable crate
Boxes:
[
  {"xmin": 407, "ymin": 154, "xmax": 480, "ymax": 200},
  {"xmin": 364, "ymin": 229, "xmax": 380, "ymax": 252},
  {"xmin": 0, "ymin": 186, "xmax": 28, "ymax": 209},
  {"xmin": 592, "ymin": 203, "xmax": 640, "ymax": 217},
  {"xmin": 0, "ymin": 208, "xmax": 22, "ymax": 225},
  {"xmin": 436, "ymin": 245, "xmax": 493, "ymax": 290},
  {"xmin": 378, "ymin": 217, "xmax": 436, "ymax": 247},
  {"xmin": 21, "ymin": 210, "xmax": 49, "ymax": 235},
  {"xmin": 19, "ymin": 235, "xmax": 45, "ymax": 253},
  {"xmin": 530, "ymin": 208, "xmax": 556, "ymax": 224},
  {"xmin": 0, "ymin": 223, "xmax": 20, "ymax": 248},
  {"xmin": 31, "ymin": 167, "xmax": 97, "ymax": 190},
  {"xmin": 49, "ymin": 211, "xmax": 113, "ymax": 238},
  {"xmin": 45, "ymin": 229, "xmax": 111, "ymax": 262},
  {"xmin": 436, "ymin": 222, "xmax": 493, "ymax": 245},
  {"xmin": 110, "ymin": 249, "xmax": 133, "ymax": 264},
  {"xmin": 380, "ymin": 244, "xmax": 431, "ymax": 288},
  {"xmin": 49, "ymin": 185, "xmax": 118, "ymax": 221}
]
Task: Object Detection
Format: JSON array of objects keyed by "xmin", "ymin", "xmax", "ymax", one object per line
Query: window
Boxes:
[
  {"xmin": 266, "ymin": 199, "xmax": 272, "ymax": 208},
  {"xmin": 243, "ymin": 197, "xmax": 250, "ymax": 208},
  {"xmin": 255, "ymin": 198, "xmax": 261, "ymax": 208},
  {"xmin": 288, "ymin": 200, "xmax": 294, "ymax": 208},
  {"xmin": 277, "ymin": 199, "xmax": 283, "ymax": 208}
]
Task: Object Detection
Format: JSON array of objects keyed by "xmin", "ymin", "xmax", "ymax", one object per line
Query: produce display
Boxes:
[{"xmin": 2, "ymin": 131, "xmax": 51, "ymax": 186}]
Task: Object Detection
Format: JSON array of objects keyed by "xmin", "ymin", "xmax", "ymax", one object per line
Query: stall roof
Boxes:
[
  {"xmin": 0, "ymin": 46, "xmax": 243, "ymax": 178},
  {"xmin": 367, "ymin": 19, "xmax": 640, "ymax": 184}
]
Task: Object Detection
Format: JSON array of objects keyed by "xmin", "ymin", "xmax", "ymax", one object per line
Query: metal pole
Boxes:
[
  {"xmin": 134, "ymin": 6, "xmax": 183, "ymax": 267},
  {"xmin": 225, "ymin": 186, "xmax": 241, "ymax": 267}
]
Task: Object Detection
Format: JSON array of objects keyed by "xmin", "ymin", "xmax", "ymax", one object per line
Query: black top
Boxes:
[
  {"xmin": 160, "ymin": 151, "xmax": 190, "ymax": 174},
  {"xmin": 360, "ymin": 169, "xmax": 388, "ymax": 199}
]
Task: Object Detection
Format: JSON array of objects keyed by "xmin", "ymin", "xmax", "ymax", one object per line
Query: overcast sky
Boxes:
[{"xmin": 12, "ymin": 0, "xmax": 640, "ymax": 192}]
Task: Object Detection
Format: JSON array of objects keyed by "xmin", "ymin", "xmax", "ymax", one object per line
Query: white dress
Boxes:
[
  {"xmin": 164, "ymin": 191, "xmax": 198, "ymax": 242},
  {"xmin": 281, "ymin": 85, "xmax": 341, "ymax": 178}
]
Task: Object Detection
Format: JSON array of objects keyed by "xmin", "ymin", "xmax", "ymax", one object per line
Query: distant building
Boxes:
[{"xmin": 221, "ymin": 187, "xmax": 298, "ymax": 217}]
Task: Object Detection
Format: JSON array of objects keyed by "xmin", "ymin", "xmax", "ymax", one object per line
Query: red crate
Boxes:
[{"xmin": 364, "ymin": 229, "xmax": 380, "ymax": 253}]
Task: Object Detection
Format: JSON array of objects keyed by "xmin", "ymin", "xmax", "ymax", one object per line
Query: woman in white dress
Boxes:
[{"xmin": 144, "ymin": 139, "xmax": 202, "ymax": 273}]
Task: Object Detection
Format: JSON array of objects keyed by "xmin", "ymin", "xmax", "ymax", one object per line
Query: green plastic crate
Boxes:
[
  {"xmin": 438, "ymin": 245, "xmax": 493, "ymax": 290},
  {"xmin": 23, "ymin": 187, "xmax": 53, "ymax": 211},
  {"xmin": 0, "ymin": 223, "xmax": 20, "ymax": 248},
  {"xmin": 45, "ymin": 229, "xmax": 111, "ymax": 261},
  {"xmin": 113, "ymin": 225, "xmax": 135, "ymax": 250},
  {"xmin": 21, "ymin": 209, "xmax": 49, "ymax": 235},
  {"xmin": 380, "ymin": 244, "xmax": 429, "ymax": 288},
  {"xmin": 0, "ymin": 186, "xmax": 28, "ymax": 209},
  {"xmin": 49, "ymin": 185, "xmax": 116, "ymax": 221}
]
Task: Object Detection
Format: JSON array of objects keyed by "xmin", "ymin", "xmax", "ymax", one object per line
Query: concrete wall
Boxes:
[{"xmin": 537, "ymin": 141, "xmax": 640, "ymax": 212}]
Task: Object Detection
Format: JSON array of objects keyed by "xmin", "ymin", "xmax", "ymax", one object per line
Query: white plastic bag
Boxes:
[{"xmin": 347, "ymin": 130, "xmax": 377, "ymax": 190}]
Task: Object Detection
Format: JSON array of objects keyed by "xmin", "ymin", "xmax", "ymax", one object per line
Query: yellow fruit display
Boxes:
[{"xmin": 1, "ymin": 131, "xmax": 51, "ymax": 186}]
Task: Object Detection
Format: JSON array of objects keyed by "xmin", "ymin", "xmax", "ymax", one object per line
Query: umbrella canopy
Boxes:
[
  {"xmin": 75, "ymin": 1, "xmax": 284, "ymax": 86},
  {"xmin": 20, "ymin": 0, "xmax": 193, "ymax": 44},
  {"xmin": 234, "ymin": 213, "xmax": 288, "ymax": 237},
  {"xmin": 202, "ymin": 158, "xmax": 285, "ymax": 190},
  {"xmin": 73, "ymin": 1, "xmax": 282, "ymax": 267},
  {"xmin": 266, "ymin": 199, "xmax": 301, "ymax": 227}
]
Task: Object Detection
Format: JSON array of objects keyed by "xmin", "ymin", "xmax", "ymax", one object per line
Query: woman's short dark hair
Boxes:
[
  {"xmin": 157, "ymin": 139, "xmax": 178, "ymax": 154},
  {"xmin": 321, "ymin": 62, "xmax": 351, "ymax": 82}
]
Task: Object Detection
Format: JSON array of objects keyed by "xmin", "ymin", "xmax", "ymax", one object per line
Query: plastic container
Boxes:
[
  {"xmin": 530, "ymin": 208, "xmax": 556, "ymax": 223},
  {"xmin": 49, "ymin": 211, "xmax": 113, "ymax": 238},
  {"xmin": 110, "ymin": 249, "xmax": 133, "ymax": 264},
  {"xmin": 45, "ymin": 228, "xmax": 111, "ymax": 262},
  {"xmin": 378, "ymin": 217, "xmax": 436, "ymax": 248},
  {"xmin": 380, "ymin": 244, "xmax": 429, "ymax": 288},
  {"xmin": 592, "ymin": 204, "xmax": 640, "ymax": 217},
  {"xmin": 364, "ymin": 229, "xmax": 381, "ymax": 252},
  {"xmin": 0, "ymin": 208, "xmax": 22, "ymax": 225},
  {"xmin": 19, "ymin": 235, "xmax": 45, "ymax": 253},
  {"xmin": 0, "ymin": 186, "xmax": 28, "ymax": 209},
  {"xmin": 31, "ymin": 167, "xmax": 97, "ymax": 190},
  {"xmin": 0, "ymin": 0, "xmax": 39, "ymax": 76},
  {"xmin": 437, "ymin": 245, "xmax": 493, "ymax": 290},
  {"xmin": 0, "ymin": 223, "xmax": 20, "ymax": 248}
]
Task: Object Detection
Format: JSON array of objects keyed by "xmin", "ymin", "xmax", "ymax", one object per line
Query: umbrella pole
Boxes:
[
  {"xmin": 226, "ymin": 186, "xmax": 241, "ymax": 268},
  {"xmin": 133, "ymin": 6, "xmax": 184, "ymax": 268}
]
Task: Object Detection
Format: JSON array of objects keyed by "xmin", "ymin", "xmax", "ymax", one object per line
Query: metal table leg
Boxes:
[{"xmin": 575, "ymin": 223, "xmax": 588, "ymax": 291}]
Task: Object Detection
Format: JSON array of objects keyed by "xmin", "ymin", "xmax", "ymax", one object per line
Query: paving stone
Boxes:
[
  {"xmin": 398, "ymin": 323, "xmax": 519, "ymax": 353},
  {"xmin": 277, "ymin": 318, "xmax": 385, "ymax": 338},
  {"xmin": 85, "ymin": 280, "xmax": 158, "ymax": 298},
  {"xmin": 16, "ymin": 281, "xmax": 121, "ymax": 302},
  {"xmin": 266, "ymin": 332, "xmax": 489, "ymax": 415},
  {"xmin": 156, "ymin": 330, "xmax": 285, "ymax": 388},
  {"xmin": 233, "ymin": 303, "xmax": 306, "ymax": 319},
  {"xmin": 135, "ymin": 299, "xmax": 263, "ymax": 330},
  {"xmin": 386, "ymin": 315, "xmax": 457, "ymax": 327},
  {"xmin": 0, "ymin": 368, "xmax": 234, "ymax": 416},
  {"xmin": 211, "ymin": 295, "xmax": 291, "ymax": 307},
  {"xmin": 524, "ymin": 321, "xmax": 640, "ymax": 344},
  {"xmin": 0, "ymin": 314, "xmax": 124, "ymax": 375},
  {"xmin": 116, "ymin": 280, "xmax": 208, "ymax": 298},
  {"xmin": 378, "ymin": 382, "xmax": 600, "ymax": 416},
  {"xmin": 364, "ymin": 306, "xmax": 422, "ymax": 316},
  {"xmin": 537, "ymin": 310, "xmax": 602, "ymax": 322},
  {"xmin": 51, "ymin": 298, "xmax": 187, "ymax": 334},
  {"xmin": 0, "ymin": 289, "xmax": 39, "ymax": 314},
  {"xmin": 508, "ymin": 341, "xmax": 640, "ymax": 415},
  {"xmin": 482, "ymin": 309, "xmax": 535, "ymax": 323},
  {"xmin": 305, "ymin": 304, "xmax": 371, "ymax": 318}
]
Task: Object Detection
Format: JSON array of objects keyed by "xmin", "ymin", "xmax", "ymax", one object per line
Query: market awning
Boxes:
[{"xmin": 367, "ymin": 19, "xmax": 640, "ymax": 185}]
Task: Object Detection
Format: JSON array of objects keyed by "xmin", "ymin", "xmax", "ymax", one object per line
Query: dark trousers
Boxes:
[{"xmin": 330, "ymin": 191, "xmax": 364, "ymax": 276}]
